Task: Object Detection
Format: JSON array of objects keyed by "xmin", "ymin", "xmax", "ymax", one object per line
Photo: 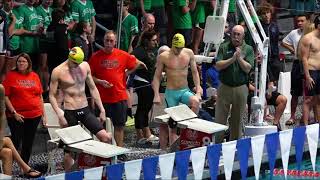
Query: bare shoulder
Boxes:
[
  {"xmin": 301, "ymin": 33, "xmax": 313, "ymax": 43},
  {"xmin": 182, "ymin": 48, "xmax": 194, "ymax": 55},
  {"xmin": 51, "ymin": 64, "xmax": 64, "ymax": 80},
  {"xmin": 158, "ymin": 51, "xmax": 170, "ymax": 63}
]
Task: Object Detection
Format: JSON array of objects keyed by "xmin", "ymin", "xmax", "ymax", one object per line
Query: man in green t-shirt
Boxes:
[
  {"xmin": 36, "ymin": 0, "xmax": 52, "ymax": 30},
  {"xmin": 120, "ymin": 0, "xmax": 139, "ymax": 53},
  {"xmin": 7, "ymin": 8, "xmax": 23, "ymax": 56},
  {"xmin": 215, "ymin": 25, "xmax": 254, "ymax": 143},
  {"xmin": 18, "ymin": 0, "xmax": 43, "ymax": 66},
  {"xmin": 172, "ymin": 0, "xmax": 192, "ymax": 47},
  {"xmin": 70, "ymin": 0, "xmax": 96, "ymax": 41}
]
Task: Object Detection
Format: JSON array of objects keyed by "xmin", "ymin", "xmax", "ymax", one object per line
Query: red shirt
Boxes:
[
  {"xmin": 3, "ymin": 71, "xmax": 43, "ymax": 118},
  {"xmin": 89, "ymin": 48, "xmax": 136, "ymax": 103}
]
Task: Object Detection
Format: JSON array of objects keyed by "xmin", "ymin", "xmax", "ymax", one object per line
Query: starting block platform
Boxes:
[
  {"xmin": 154, "ymin": 104, "xmax": 228, "ymax": 150},
  {"xmin": 55, "ymin": 125, "xmax": 130, "ymax": 168}
]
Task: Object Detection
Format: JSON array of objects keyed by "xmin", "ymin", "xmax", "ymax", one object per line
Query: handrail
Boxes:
[
  {"xmin": 96, "ymin": 21, "xmax": 109, "ymax": 32},
  {"xmin": 94, "ymin": 21, "xmax": 109, "ymax": 49}
]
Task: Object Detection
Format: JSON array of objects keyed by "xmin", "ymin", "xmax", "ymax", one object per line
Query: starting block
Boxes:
[
  {"xmin": 154, "ymin": 104, "xmax": 228, "ymax": 151},
  {"xmin": 55, "ymin": 125, "xmax": 130, "ymax": 168}
]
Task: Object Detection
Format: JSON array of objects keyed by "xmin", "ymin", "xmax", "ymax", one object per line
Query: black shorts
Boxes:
[
  {"xmin": 266, "ymin": 92, "xmax": 281, "ymax": 106},
  {"xmin": 104, "ymin": 100, "xmax": 128, "ymax": 127},
  {"xmin": 290, "ymin": 61, "xmax": 303, "ymax": 96},
  {"xmin": 174, "ymin": 29, "xmax": 192, "ymax": 48},
  {"xmin": 64, "ymin": 106, "xmax": 104, "ymax": 135},
  {"xmin": 304, "ymin": 70, "xmax": 320, "ymax": 96}
]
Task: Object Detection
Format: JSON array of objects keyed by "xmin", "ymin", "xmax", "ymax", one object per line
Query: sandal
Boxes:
[
  {"xmin": 285, "ymin": 119, "xmax": 296, "ymax": 126},
  {"xmin": 24, "ymin": 168, "xmax": 42, "ymax": 178}
]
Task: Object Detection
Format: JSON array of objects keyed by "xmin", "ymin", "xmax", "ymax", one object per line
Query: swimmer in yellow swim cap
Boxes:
[
  {"xmin": 172, "ymin": 33, "xmax": 185, "ymax": 48},
  {"xmin": 171, "ymin": 33, "xmax": 186, "ymax": 55},
  {"xmin": 68, "ymin": 47, "xmax": 84, "ymax": 64}
]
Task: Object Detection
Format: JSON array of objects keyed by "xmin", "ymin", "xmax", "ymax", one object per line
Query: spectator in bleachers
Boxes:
[
  {"xmin": 36, "ymin": 0, "xmax": 53, "ymax": 30},
  {"xmin": 5, "ymin": 0, "xmax": 23, "ymax": 57},
  {"xmin": 3, "ymin": 53, "xmax": 47, "ymax": 165},
  {"xmin": 18, "ymin": 0, "xmax": 43, "ymax": 70},
  {"xmin": 70, "ymin": 0, "xmax": 96, "ymax": 43},
  {"xmin": 132, "ymin": 13, "xmax": 155, "ymax": 48},
  {"xmin": 133, "ymin": 0, "xmax": 151, "ymax": 25},
  {"xmin": 36, "ymin": 0, "xmax": 53, "ymax": 98},
  {"xmin": 73, "ymin": 21, "xmax": 93, "ymax": 61},
  {"xmin": 131, "ymin": 30, "xmax": 159, "ymax": 145},
  {"xmin": 0, "ymin": 0, "xmax": 14, "ymax": 81},
  {"xmin": 257, "ymin": 3, "xmax": 281, "ymax": 83},
  {"xmin": 53, "ymin": 0, "xmax": 75, "ymax": 31},
  {"xmin": 215, "ymin": 25, "xmax": 254, "ymax": 143},
  {"xmin": 151, "ymin": 0, "xmax": 167, "ymax": 45},
  {"xmin": 281, "ymin": 14, "xmax": 309, "ymax": 126},
  {"xmin": 171, "ymin": 0, "xmax": 193, "ymax": 48},
  {"xmin": 120, "ymin": 0, "xmax": 139, "ymax": 53},
  {"xmin": 141, "ymin": 13, "xmax": 155, "ymax": 32},
  {"xmin": 46, "ymin": 8, "xmax": 69, "ymax": 73},
  {"xmin": 190, "ymin": 0, "xmax": 205, "ymax": 54}
]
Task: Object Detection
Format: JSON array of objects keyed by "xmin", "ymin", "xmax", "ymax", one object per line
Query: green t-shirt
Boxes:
[
  {"xmin": 134, "ymin": 0, "xmax": 152, "ymax": 11},
  {"xmin": 18, "ymin": 5, "xmax": 40, "ymax": 53},
  {"xmin": 172, "ymin": 0, "xmax": 192, "ymax": 29},
  {"xmin": 8, "ymin": 8, "xmax": 23, "ymax": 51},
  {"xmin": 151, "ymin": 0, "xmax": 165, "ymax": 8},
  {"xmin": 120, "ymin": 14, "xmax": 139, "ymax": 52},
  {"xmin": 216, "ymin": 41, "xmax": 254, "ymax": 86},
  {"xmin": 71, "ymin": 0, "xmax": 96, "ymax": 23},
  {"xmin": 36, "ymin": 5, "xmax": 53, "ymax": 29},
  {"xmin": 191, "ymin": 0, "xmax": 205, "ymax": 24},
  {"xmin": 229, "ymin": 0, "xmax": 236, "ymax": 13}
]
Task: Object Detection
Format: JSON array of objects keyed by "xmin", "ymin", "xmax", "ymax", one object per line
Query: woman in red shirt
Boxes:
[{"xmin": 3, "ymin": 53, "xmax": 47, "ymax": 164}]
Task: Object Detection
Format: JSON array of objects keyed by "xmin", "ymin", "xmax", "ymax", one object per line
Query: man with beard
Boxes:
[{"xmin": 214, "ymin": 25, "xmax": 254, "ymax": 143}]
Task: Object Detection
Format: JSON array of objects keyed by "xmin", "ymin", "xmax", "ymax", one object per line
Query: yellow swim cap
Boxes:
[
  {"xmin": 69, "ymin": 47, "xmax": 84, "ymax": 64},
  {"xmin": 172, "ymin": 33, "xmax": 185, "ymax": 48}
]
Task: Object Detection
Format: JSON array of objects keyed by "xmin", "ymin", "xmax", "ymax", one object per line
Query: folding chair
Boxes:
[{"xmin": 44, "ymin": 103, "xmax": 61, "ymax": 174}]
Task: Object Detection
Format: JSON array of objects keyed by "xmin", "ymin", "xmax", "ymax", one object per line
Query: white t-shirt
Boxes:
[{"xmin": 282, "ymin": 29, "xmax": 303, "ymax": 59}]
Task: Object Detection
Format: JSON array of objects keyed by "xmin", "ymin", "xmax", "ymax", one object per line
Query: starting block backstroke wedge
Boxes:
[
  {"xmin": 55, "ymin": 125, "xmax": 130, "ymax": 168},
  {"xmin": 154, "ymin": 104, "xmax": 228, "ymax": 151}
]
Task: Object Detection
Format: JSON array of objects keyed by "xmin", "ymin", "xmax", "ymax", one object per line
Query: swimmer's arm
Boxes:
[
  {"xmin": 300, "ymin": 36, "xmax": 311, "ymax": 78},
  {"xmin": 152, "ymin": 56, "xmax": 165, "ymax": 98},
  {"xmin": 189, "ymin": 51, "xmax": 202, "ymax": 95},
  {"xmin": 86, "ymin": 65, "xmax": 105, "ymax": 114},
  {"xmin": 49, "ymin": 69, "xmax": 64, "ymax": 117}
]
